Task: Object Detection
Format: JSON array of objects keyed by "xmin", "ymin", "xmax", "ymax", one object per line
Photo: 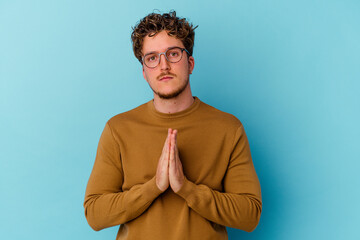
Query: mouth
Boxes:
[{"xmin": 159, "ymin": 75, "xmax": 174, "ymax": 81}]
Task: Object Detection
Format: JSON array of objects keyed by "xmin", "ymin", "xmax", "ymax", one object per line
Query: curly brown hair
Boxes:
[{"xmin": 131, "ymin": 10, "xmax": 197, "ymax": 63}]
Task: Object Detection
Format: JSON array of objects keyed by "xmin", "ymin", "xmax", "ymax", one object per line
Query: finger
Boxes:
[
  {"xmin": 165, "ymin": 130, "xmax": 170, "ymax": 153},
  {"xmin": 171, "ymin": 130, "xmax": 177, "ymax": 149},
  {"xmin": 169, "ymin": 133, "xmax": 175, "ymax": 170},
  {"xmin": 161, "ymin": 129, "xmax": 170, "ymax": 153},
  {"xmin": 167, "ymin": 129, "xmax": 171, "ymax": 144},
  {"xmin": 171, "ymin": 130, "xmax": 178, "ymax": 157},
  {"xmin": 165, "ymin": 131, "xmax": 171, "ymax": 162},
  {"xmin": 171, "ymin": 132, "xmax": 179, "ymax": 170},
  {"xmin": 165, "ymin": 128, "xmax": 173, "ymax": 150},
  {"xmin": 158, "ymin": 130, "xmax": 171, "ymax": 172},
  {"xmin": 173, "ymin": 130, "xmax": 178, "ymax": 150},
  {"xmin": 167, "ymin": 128, "xmax": 172, "ymax": 143},
  {"xmin": 170, "ymin": 132, "xmax": 175, "ymax": 160},
  {"xmin": 168, "ymin": 128, "xmax": 174, "ymax": 150}
]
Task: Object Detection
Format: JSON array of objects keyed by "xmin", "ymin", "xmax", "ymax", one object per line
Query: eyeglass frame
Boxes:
[{"xmin": 141, "ymin": 47, "xmax": 191, "ymax": 69}]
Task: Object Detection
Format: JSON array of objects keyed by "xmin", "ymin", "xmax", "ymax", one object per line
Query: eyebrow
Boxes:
[{"xmin": 143, "ymin": 46, "xmax": 181, "ymax": 56}]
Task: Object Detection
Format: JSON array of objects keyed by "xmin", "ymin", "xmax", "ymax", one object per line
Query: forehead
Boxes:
[{"xmin": 142, "ymin": 31, "xmax": 185, "ymax": 55}]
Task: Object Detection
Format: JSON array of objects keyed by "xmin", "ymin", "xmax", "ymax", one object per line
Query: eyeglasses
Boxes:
[{"xmin": 142, "ymin": 47, "xmax": 190, "ymax": 68}]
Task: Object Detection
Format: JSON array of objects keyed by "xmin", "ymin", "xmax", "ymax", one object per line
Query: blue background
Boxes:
[{"xmin": 1, "ymin": 0, "xmax": 359, "ymax": 239}]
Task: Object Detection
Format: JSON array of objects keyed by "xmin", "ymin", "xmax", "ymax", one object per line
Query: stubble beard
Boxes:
[{"xmin": 151, "ymin": 76, "xmax": 190, "ymax": 100}]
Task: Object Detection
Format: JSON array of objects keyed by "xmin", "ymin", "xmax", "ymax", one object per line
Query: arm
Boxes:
[
  {"xmin": 175, "ymin": 125, "xmax": 262, "ymax": 232},
  {"xmin": 84, "ymin": 122, "xmax": 163, "ymax": 231}
]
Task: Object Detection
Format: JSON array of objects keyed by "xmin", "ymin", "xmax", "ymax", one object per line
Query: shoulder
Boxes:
[
  {"xmin": 106, "ymin": 101, "xmax": 149, "ymax": 128},
  {"xmin": 198, "ymin": 100, "xmax": 243, "ymax": 129}
]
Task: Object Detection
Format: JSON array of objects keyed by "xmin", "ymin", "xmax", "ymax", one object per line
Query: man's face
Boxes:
[{"xmin": 142, "ymin": 31, "xmax": 195, "ymax": 99}]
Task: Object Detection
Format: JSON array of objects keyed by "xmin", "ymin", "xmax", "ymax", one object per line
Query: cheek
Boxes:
[
  {"xmin": 143, "ymin": 69, "xmax": 153, "ymax": 82},
  {"xmin": 179, "ymin": 63, "xmax": 190, "ymax": 76}
]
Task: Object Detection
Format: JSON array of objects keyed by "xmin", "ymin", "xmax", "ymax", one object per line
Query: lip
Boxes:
[{"xmin": 159, "ymin": 76, "xmax": 173, "ymax": 81}]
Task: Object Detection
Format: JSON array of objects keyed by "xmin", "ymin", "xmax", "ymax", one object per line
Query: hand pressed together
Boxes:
[{"xmin": 155, "ymin": 128, "xmax": 184, "ymax": 193}]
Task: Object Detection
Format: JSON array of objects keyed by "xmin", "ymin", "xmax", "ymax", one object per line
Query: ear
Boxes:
[{"xmin": 188, "ymin": 56, "xmax": 195, "ymax": 74}]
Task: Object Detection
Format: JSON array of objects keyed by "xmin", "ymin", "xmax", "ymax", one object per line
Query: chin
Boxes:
[
  {"xmin": 156, "ymin": 91, "xmax": 181, "ymax": 99},
  {"xmin": 155, "ymin": 86, "xmax": 185, "ymax": 99},
  {"xmin": 151, "ymin": 78, "xmax": 190, "ymax": 100}
]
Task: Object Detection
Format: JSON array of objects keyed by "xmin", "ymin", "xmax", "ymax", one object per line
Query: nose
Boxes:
[{"xmin": 159, "ymin": 53, "xmax": 170, "ymax": 71}]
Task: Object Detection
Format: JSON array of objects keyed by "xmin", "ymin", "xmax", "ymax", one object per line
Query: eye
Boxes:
[
  {"xmin": 146, "ymin": 54, "xmax": 158, "ymax": 62},
  {"xmin": 170, "ymin": 52, "xmax": 178, "ymax": 57},
  {"xmin": 167, "ymin": 49, "xmax": 181, "ymax": 59}
]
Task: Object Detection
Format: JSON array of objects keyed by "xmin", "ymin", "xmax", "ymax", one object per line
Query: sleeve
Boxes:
[
  {"xmin": 83, "ymin": 122, "xmax": 163, "ymax": 231},
  {"xmin": 175, "ymin": 125, "xmax": 262, "ymax": 232}
]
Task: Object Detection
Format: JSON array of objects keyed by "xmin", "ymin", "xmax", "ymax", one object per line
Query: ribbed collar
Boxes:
[{"xmin": 147, "ymin": 97, "xmax": 201, "ymax": 119}]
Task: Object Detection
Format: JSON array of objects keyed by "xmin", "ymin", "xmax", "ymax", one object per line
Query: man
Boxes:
[{"xmin": 84, "ymin": 11, "xmax": 262, "ymax": 240}]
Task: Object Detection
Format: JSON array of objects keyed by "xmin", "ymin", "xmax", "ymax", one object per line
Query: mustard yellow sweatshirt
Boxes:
[{"xmin": 84, "ymin": 97, "xmax": 262, "ymax": 240}]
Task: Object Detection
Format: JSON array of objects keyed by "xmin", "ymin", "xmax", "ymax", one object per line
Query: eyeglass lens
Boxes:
[{"xmin": 144, "ymin": 47, "xmax": 183, "ymax": 68}]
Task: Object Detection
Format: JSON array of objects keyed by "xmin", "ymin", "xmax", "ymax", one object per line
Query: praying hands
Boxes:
[{"xmin": 155, "ymin": 128, "xmax": 185, "ymax": 193}]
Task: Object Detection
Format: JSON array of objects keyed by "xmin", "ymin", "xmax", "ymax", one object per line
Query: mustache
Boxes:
[{"xmin": 157, "ymin": 72, "xmax": 176, "ymax": 80}]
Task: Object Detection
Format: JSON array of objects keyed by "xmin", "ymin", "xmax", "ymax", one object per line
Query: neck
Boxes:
[{"xmin": 153, "ymin": 87, "xmax": 194, "ymax": 114}]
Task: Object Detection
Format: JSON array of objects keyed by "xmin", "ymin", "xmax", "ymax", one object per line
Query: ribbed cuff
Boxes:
[{"xmin": 142, "ymin": 175, "xmax": 164, "ymax": 202}]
